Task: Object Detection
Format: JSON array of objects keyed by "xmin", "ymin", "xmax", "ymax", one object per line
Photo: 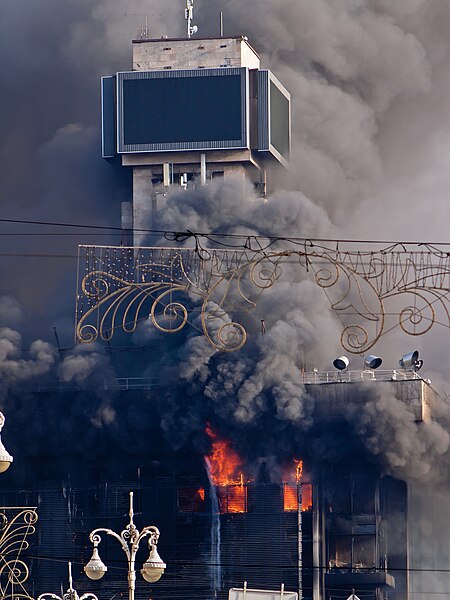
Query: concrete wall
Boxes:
[
  {"xmin": 306, "ymin": 379, "xmax": 432, "ymax": 422},
  {"xmin": 132, "ymin": 36, "xmax": 260, "ymax": 71}
]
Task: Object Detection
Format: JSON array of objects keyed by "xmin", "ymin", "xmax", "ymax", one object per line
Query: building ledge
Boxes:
[
  {"xmin": 325, "ymin": 571, "xmax": 395, "ymax": 589},
  {"xmin": 303, "ymin": 372, "xmax": 432, "ymax": 422}
]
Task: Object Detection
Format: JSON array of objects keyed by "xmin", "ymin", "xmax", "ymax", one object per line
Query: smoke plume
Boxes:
[
  {"xmin": 0, "ymin": 0, "xmax": 449, "ymax": 463},
  {"xmin": 0, "ymin": 5, "xmax": 449, "ymax": 592},
  {"xmin": 1, "ymin": 2, "xmax": 449, "ymax": 411}
]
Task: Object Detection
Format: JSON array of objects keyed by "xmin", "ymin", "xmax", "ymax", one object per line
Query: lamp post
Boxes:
[
  {"xmin": 38, "ymin": 562, "xmax": 98, "ymax": 600},
  {"xmin": 0, "ymin": 412, "xmax": 13, "ymax": 472},
  {"xmin": 84, "ymin": 491, "xmax": 166, "ymax": 600}
]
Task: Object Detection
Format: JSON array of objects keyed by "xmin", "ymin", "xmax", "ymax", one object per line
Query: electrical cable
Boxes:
[
  {"xmin": 8, "ymin": 551, "xmax": 450, "ymax": 574},
  {"xmin": 0, "ymin": 217, "xmax": 449, "ymax": 248}
]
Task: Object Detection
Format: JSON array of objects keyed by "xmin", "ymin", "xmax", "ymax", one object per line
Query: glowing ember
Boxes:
[
  {"xmin": 197, "ymin": 488, "xmax": 205, "ymax": 501},
  {"xmin": 205, "ymin": 425, "xmax": 247, "ymax": 513}
]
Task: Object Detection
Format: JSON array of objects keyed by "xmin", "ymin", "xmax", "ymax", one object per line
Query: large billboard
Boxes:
[
  {"xmin": 116, "ymin": 68, "xmax": 249, "ymax": 153},
  {"xmin": 101, "ymin": 66, "xmax": 290, "ymax": 166},
  {"xmin": 257, "ymin": 70, "xmax": 291, "ymax": 166}
]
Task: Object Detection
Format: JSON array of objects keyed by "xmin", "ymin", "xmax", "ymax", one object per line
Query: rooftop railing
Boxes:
[{"xmin": 301, "ymin": 369, "xmax": 423, "ymax": 384}]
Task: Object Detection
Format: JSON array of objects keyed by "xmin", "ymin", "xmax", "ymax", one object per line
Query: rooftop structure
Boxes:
[{"xmin": 101, "ymin": 36, "xmax": 291, "ymax": 244}]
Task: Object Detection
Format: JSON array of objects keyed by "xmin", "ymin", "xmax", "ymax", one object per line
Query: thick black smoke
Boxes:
[
  {"xmin": 0, "ymin": 0, "xmax": 449, "ymax": 521},
  {"xmin": 0, "ymin": 0, "xmax": 448, "ymax": 360},
  {"xmin": 0, "ymin": 4, "xmax": 449, "ymax": 596}
]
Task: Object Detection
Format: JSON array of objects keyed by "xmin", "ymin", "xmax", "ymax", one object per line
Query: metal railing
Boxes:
[
  {"xmin": 33, "ymin": 378, "xmax": 160, "ymax": 392},
  {"xmin": 301, "ymin": 369, "xmax": 422, "ymax": 384},
  {"xmin": 32, "ymin": 372, "xmax": 424, "ymax": 392},
  {"xmin": 104, "ymin": 377, "xmax": 159, "ymax": 391}
]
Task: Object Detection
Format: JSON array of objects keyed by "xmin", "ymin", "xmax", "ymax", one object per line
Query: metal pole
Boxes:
[
  {"xmin": 200, "ymin": 154, "xmax": 206, "ymax": 186},
  {"xmin": 298, "ymin": 477, "xmax": 303, "ymax": 600},
  {"xmin": 312, "ymin": 483, "xmax": 321, "ymax": 600},
  {"xmin": 85, "ymin": 491, "xmax": 165, "ymax": 596},
  {"xmin": 38, "ymin": 562, "xmax": 98, "ymax": 600},
  {"xmin": 68, "ymin": 562, "xmax": 73, "ymax": 590},
  {"xmin": 128, "ymin": 492, "xmax": 136, "ymax": 600}
]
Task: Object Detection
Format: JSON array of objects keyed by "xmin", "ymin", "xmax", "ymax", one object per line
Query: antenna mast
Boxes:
[
  {"xmin": 185, "ymin": 0, "xmax": 198, "ymax": 38},
  {"xmin": 124, "ymin": 13, "xmax": 150, "ymax": 39},
  {"xmin": 141, "ymin": 14, "xmax": 149, "ymax": 39}
]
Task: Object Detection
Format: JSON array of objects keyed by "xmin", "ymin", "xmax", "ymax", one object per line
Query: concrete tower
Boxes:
[{"xmin": 101, "ymin": 35, "xmax": 291, "ymax": 245}]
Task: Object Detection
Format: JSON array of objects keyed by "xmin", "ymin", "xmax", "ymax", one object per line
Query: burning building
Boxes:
[
  {"xmin": 0, "ymin": 368, "xmax": 438, "ymax": 600},
  {"xmin": 0, "ymin": 7, "xmax": 449, "ymax": 600}
]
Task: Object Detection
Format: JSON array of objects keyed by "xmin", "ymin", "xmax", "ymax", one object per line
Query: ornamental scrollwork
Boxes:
[
  {"xmin": 75, "ymin": 242, "xmax": 450, "ymax": 354},
  {"xmin": 0, "ymin": 506, "xmax": 38, "ymax": 600}
]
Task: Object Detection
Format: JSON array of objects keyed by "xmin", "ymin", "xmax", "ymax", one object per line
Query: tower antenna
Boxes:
[
  {"xmin": 141, "ymin": 14, "xmax": 149, "ymax": 39},
  {"xmin": 185, "ymin": 0, "xmax": 198, "ymax": 38},
  {"xmin": 124, "ymin": 13, "xmax": 150, "ymax": 39}
]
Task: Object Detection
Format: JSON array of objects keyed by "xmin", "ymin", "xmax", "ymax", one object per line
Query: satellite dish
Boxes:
[
  {"xmin": 364, "ymin": 355, "xmax": 382, "ymax": 370},
  {"xmin": 333, "ymin": 356, "xmax": 349, "ymax": 371}
]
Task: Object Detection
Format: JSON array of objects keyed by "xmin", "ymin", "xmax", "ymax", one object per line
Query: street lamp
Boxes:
[
  {"xmin": 0, "ymin": 412, "xmax": 13, "ymax": 473},
  {"xmin": 38, "ymin": 561, "xmax": 98, "ymax": 600},
  {"xmin": 84, "ymin": 491, "xmax": 166, "ymax": 600}
]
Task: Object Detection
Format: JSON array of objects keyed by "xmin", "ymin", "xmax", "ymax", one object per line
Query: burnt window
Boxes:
[
  {"xmin": 216, "ymin": 484, "xmax": 247, "ymax": 514},
  {"xmin": 353, "ymin": 535, "xmax": 376, "ymax": 569},
  {"xmin": 326, "ymin": 474, "xmax": 376, "ymax": 516},
  {"xmin": 178, "ymin": 486, "xmax": 206, "ymax": 513},
  {"xmin": 329, "ymin": 535, "xmax": 376, "ymax": 570},
  {"xmin": 352, "ymin": 476, "xmax": 375, "ymax": 515},
  {"xmin": 328, "ymin": 476, "xmax": 351, "ymax": 514},
  {"xmin": 329, "ymin": 536, "xmax": 352, "ymax": 569}
]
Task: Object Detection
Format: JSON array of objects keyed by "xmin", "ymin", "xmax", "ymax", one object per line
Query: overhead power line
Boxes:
[
  {"xmin": 14, "ymin": 551, "xmax": 450, "ymax": 578},
  {"xmin": 0, "ymin": 217, "xmax": 449, "ymax": 247}
]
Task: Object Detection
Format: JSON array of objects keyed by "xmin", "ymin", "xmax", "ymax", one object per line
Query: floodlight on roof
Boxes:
[
  {"xmin": 399, "ymin": 351, "xmax": 423, "ymax": 371},
  {"xmin": 364, "ymin": 355, "xmax": 383, "ymax": 370},
  {"xmin": 333, "ymin": 356, "xmax": 349, "ymax": 371}
]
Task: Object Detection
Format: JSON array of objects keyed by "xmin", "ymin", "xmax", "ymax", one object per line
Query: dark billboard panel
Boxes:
[
  {"xmin": 257, "ymin": 70, "xmax": 291, "ymax": 166},
  {"xmin": 117, "ymin": 68, "xmax": 248, "ymax": 153},
  {"xmin": 270, "ymin": 81, "xmax": 290, "ymax": 162},
  {"xmin": 101, "ymin": 76, "xmax": 116, "ymax": 158}
]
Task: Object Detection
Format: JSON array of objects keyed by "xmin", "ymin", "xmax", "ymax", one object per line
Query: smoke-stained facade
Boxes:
[{"xmin": 0, "ymin": 374, "xmax": 440, "ymax": 600}]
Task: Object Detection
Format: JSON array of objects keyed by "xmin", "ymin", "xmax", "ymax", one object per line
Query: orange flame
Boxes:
[
  {"xmin": 206, "ymin": 425, "xmax": 243, "ymax": 485},
  {"xmin": 205, "ymin": 425, "xmax": 247, "ymax": 513},
  {"xmin": 197, "ymin": 488, "xmax": 205, "ymax": 501},
  {"xmin": 283, "ymin": 459, "xmax": 313, "ymax": 512},
  {"xmin": 302, "ymin": 483, "xmax": 313, "ymax": 511},
  {"xmin": 283, "ymin": 484, "xmax": 299, "ymax": 511}
]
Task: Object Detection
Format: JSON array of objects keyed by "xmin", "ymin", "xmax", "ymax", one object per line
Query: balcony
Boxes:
[{"xmin": 325, "ymin": 570, "xmax": 395, "ymax": 589}]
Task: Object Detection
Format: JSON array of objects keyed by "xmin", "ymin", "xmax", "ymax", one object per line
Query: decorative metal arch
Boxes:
[
  {"xmin": 75, "ymin": 241, "xmax": 450, "ymax": 354},
  {"xmin": 0, "ymin": 506, "xmax": 38, "ymax": 600}
]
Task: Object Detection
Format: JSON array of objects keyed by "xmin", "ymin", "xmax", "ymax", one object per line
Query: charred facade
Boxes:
[{"xmin": 0, "ymin": 375, "xmax": 433, "ymax": 600}]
